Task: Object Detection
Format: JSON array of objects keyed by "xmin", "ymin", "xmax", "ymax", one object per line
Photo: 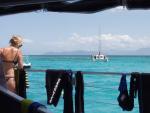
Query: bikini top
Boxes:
[
  {"xmin": 2, "ymin": 60, "xmax": 18, "ymax": 65},
  {"xmin": 1, "ymin": 48, "xmax": 19, "ymax": 65}
]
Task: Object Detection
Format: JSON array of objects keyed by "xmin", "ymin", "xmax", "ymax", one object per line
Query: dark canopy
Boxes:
[{"xmin": 0, "ymin": 0, "xmax": 150, "ymax": 16}]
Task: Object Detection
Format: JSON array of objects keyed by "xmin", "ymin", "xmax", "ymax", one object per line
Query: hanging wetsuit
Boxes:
[
  {"xmin": 46, "ymin": 69, "xmax": 64, "ymax": 106},
  {"xmin": 138, "ymin": 73, "xmax": 150, "ymax": 113},
  {"xmin": 63, "ymin": 70, "xmax": 74, "ymax": 113},
  {"xmin": 118, "ymin": 73, "xmax": 134, "ymax": 111},
  {"xmin": 128, "ymin": 72, "xmax": 139, "ymax": 110},
  {"xmin": 75, "ymin": 71, "xmax": 84, "ymax": 113},
  {"xmin": 45, "ymin": 69, "xmax": 74, "ymax": 113},
  {"xmin": 118, "ymin": 74, "xmax": 129, "ymax": 110}
]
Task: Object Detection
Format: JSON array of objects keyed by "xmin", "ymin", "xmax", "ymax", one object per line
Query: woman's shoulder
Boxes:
[
  {"xmin": 0, "ymin": 47, "xmax": 4, "ymax": 50},
  {"xmin": 1, "ymin": 46, "xmax": 20, "ymax": 54},
  {"xmin": 5, "ymin": 46, "xmax": 18, "ymax": 52}
]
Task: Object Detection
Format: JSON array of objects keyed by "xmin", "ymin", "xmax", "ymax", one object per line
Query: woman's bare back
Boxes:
[{"xmin": 1, "ymin": 46, "xmax": 19, "ymax": 77}]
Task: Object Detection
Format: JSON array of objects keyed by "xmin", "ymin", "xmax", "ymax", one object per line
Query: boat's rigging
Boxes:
[
  {"xmin": 98, "ymin": 26, "xmax": 101, "ymax": 55},
  {"xmin": 92, "ymin": 26, "xmax": 108, "ymax": 61}
]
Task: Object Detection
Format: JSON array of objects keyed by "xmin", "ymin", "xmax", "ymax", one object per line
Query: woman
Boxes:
[{"xmin": 0, "ymin": 35, "xmax": 24, "ymax": 93}]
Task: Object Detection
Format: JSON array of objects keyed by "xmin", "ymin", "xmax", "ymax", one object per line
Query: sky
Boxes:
[{"xmin": 0, "ymin": 6, "xmax": 150, "ymax": 55}]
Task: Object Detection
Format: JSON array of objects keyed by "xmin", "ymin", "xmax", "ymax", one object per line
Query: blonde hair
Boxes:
[{"xmin": 9, "ymin": 35, "xmax": 23, "ymax": 47}]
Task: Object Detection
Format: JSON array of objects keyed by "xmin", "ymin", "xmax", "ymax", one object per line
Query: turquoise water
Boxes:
[{"xmin": 26, "ymin": 55, "xmax": 150, "ymax": 113}]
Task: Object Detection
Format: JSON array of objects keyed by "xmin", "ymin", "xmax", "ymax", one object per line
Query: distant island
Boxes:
[
  {"xmin": 44, "ymin": 48, "xmax": 150, "ymax": 55},
  {"xmin": 44, "ymin": 50, "xmax": 93, "ymax": 55}
]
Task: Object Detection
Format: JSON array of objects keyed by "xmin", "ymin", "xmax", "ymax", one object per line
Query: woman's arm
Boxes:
[
  {"xmin": 0, "ymin": 48, "xmax": 2, "ymax": 55},
  {"xmin": 0, "ymin": 48, "xmax": 3, "ymax": 57},
  {"xmin": 17, "ymin": 50, "xmax": 24, "ymax": 69}
]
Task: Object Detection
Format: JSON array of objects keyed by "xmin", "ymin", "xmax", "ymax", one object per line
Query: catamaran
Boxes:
[
  {"xmin": 92, "ymin": 52, "xmax": 108, "ymax": 62},
  {"xmin": 92, "ymin": 28, "xmax": 108, "ymax": 62}
]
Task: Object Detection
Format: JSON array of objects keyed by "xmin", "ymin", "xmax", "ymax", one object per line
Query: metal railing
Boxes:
[{"xmin": 27, "ymin": 69, "xmax": 132, "ymax": 76}]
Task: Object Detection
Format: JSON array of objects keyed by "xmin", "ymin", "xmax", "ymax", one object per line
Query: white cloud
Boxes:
[
  {"xmin": 57, "ymin": 33, "xmax": 150, "ymax": 51},
  {"xmin": 101, "ymin": 34, "xmax": 150, "ymax": 51},
  {"xmin": 69, "ymin": 33, "xmax": 97, "ymax": 44},
  {"xmin": 23, "ymin": 38, "xmax": 33, "ymax": 43},
  {"xmin": 33, "ymin": 33, "xmax": 150, "ymax": 54}
]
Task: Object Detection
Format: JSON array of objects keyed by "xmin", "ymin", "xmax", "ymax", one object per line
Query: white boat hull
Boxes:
[{"xmin": 92, "ymin": 54, "xmax": 108, "ymax": 62}]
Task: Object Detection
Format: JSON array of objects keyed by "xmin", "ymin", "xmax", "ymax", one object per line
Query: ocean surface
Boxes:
[{"xmin": 26, "ymin": 55, "xmax": 150, "ymax": 113}]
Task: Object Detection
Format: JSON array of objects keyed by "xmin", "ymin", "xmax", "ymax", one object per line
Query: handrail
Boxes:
[
  {"xmin": 0, "ymin": 85, "xmax": 23, "ymax": 102},
  {"xmin": 27, "ymin": 69, "xmax": 132, "ymax": 75},
  {"xmin": 0, "ymin": 85, "xmax": 52, "ymax": 113}
]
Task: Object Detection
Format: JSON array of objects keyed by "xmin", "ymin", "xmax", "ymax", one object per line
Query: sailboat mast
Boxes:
[{"xmin": 98, "ymin": 26, "xmax": 101, "ymax": 55}]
